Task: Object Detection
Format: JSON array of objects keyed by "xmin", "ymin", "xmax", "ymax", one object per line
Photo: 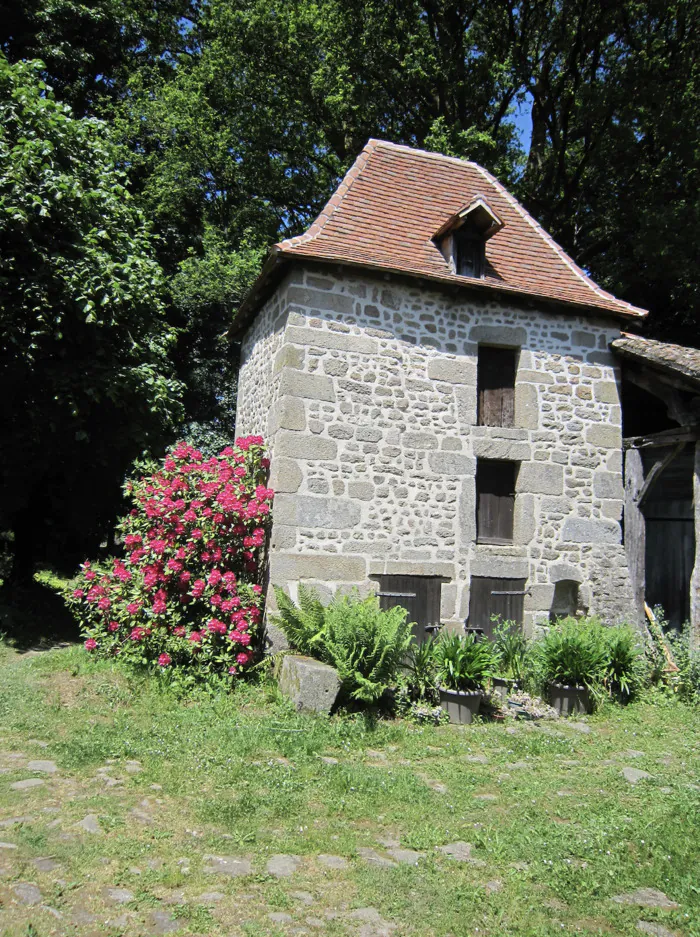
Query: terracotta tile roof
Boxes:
[
  {"xmin": 235, "ymin": 139, "xmax": 647, "ymax": 330},
  {"xmin": 612, "ymin": 333, "xmax": 700, "ymax": 388}
]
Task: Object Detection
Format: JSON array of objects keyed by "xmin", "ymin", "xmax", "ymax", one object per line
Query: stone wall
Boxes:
[{"xmin": 235, "ymin": 263, "xmax": 635, "ymax": 629}]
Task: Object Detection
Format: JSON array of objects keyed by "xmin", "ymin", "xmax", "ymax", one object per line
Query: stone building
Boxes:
[{"xmin": 233, "ymin": 139, "xmax": 650, "ymax": 638}]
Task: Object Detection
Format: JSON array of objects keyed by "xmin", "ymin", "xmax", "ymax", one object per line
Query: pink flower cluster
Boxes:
[{"xmin": 69, "ymin": 438, "xmax": 272, "ymax": 678}]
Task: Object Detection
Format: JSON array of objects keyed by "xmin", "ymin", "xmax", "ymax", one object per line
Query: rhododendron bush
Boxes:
[{"xmin": 65, "ymin": 438, "xmax": 273, "ymax": 679}]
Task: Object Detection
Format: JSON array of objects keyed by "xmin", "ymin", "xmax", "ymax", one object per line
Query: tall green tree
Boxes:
[{"xmin": 0, "ymin": 56, "xmax": 183, "ymax": 581}]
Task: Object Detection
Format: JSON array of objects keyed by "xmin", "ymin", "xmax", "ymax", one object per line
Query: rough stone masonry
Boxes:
[{"xmin": 235, "ymin": 263, "xmax": 634, "ymax": 633}]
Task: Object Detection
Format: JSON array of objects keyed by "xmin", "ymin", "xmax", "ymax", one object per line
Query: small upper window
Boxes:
[
  {"xmin": 454, "ymin": 227, "xmax": 484, "ymax": 278},
  {"xmin": 433, "ymin": 196, "xmax": 504, "ymax": 280}
]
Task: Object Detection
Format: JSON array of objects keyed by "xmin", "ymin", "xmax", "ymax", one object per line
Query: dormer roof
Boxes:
[
  {"xmin": 433, "ymin": 196, "xmax": 504, "ymax": 242},
  {"xmin": 234, "ymin": 139, "xmax": 647, "ymax": 332}
]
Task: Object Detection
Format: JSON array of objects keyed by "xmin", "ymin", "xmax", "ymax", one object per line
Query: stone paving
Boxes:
[{"xmin": 0, "ymin": 722, "xmax": 693, "ymax": 937}]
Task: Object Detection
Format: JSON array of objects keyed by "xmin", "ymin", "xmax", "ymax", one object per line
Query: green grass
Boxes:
[{"xmin": 0, "ymin": 642, "xmax": 698, "ymax": 936}]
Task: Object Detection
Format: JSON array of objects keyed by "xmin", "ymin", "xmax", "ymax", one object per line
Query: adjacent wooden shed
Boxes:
[{"xmin": 612, "ymin": 333, "xmax": 700, "ymax": 646}]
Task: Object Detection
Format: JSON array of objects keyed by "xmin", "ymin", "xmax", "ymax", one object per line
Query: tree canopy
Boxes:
[
  {"xmin": 1, "ymin": 0, "xmax": 699, "ymax": 580},
  {"xmin": 0, "ymin": 55, "xmax": 182, "ymax": 578}
]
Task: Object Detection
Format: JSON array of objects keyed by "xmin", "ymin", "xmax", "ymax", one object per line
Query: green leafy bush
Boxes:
[
  {"xmin": 535, "ymin": 617, "xmax": 607, "ymax": 690},
  {"xmin": 601, "ymin": 625, "xmax": 646, "ymax": 699},
  {"xmin": 666, "ymin": 625, "xmax": 700, "ymax": 703},
  {"xmin": 492, "ymin": 618, "xmax": 528, "ymax": 683},
  {"xmin": 394, "ymin": 636, "xmax": 445, "ymax": 723},
  {"xmin": 532, "ymin": 616, "xmax": 646, "ymax": 701},
  {"xmin": 271, "ymin": 589, "xmax": 415, "ymax": 704},
  {"xmin": 434, "ymin": 632, "xmax": 495, "ymax": 692}
]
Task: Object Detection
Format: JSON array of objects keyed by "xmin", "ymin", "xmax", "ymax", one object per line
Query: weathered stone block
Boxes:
[
  {"xmin": 348, "ymin": 481, "xmax": 374, "ymax": 501},
  {"xmin": 585, "ymin": 424, "xmax": 622, "ymax": 448},
  {"xmin": 279, "ymin": 369, "xmax": 336, "ymax": 402},
  {"xmin": 286, "ymin": 286, "xmax": 354, "ymax": 315},
  {"xmin": 286, "ymin": 325, "xmax": 378, "ymax": 355},
  {"xmin": 428, "ymin": 452, "xmax": 476, "ymax": 475},
  {"xmin": 517, "ymin": 369, "xmax": 554, "ymax": 385},
  {"xmin": 278, "ymin": 655, "xmax": 341, "ymax": 714},
  {"xmin": 268, "ymin": 396, "xmax": 306, "ymax": 434},
  {"xmin": 274, "ymin": 495, "xmax": 361, "ymax": 529},
  {"xmin": 455, "ymin": 385, "xmax": 477, "ymax": 425},
  {"xmin": 323, "ymin": 358, "xmax": 349, "ymax": 377},
  {"xmin": 355, "ymin": 426, "xmax": 383, "ymax": 443},
  {"xmin": 368, "ymin": 559, "xmax": 455, "ymax": 578},
  {"xmin": 403, "ymin": 431, "xmax": 438, "ymax": 450},
  {"xmin": 270, "ymin": 524, "xmax": 297, "ymax": 550},
  {"xmin": 561, "ymin": 516, "xmax": 621, "ymax": 544},
  {"xmin": 470, "ymin": 325, "xmax": 527, "ymax": 346},
  {"xmin": 572, "ymin": 329, "xmax": 596, "ymax": 348},
  {"xmin": 594, "ymin": 381, "xmax": 620, "ymax": 404},
  {"xmin": 593, "ymin": 470, "xmax": 623, "ymax": 499},
  {"xmin": 473, "ymin": 438, "xmax": 531, "ymax": 461},
  {"xmin": 470, "ymin": 555, "xmax": 529, "ymax": 578},
  {"xmin": 458, "ymin": 478, "xmax": 476, "ymax": 542},
  {"xmin": 514, "ymin": 382, "xmax": 539, "ymax": 430},
  {"xmin": 276, "ymin": 431, "xmax": 337, "ymax": 461},
  {"xmin": 271, "ymin": 553, "xmax": 367, "ymax": 584},
  {"xmin": 516, "ymin": 462, "xmax": 564, "ymax": 495},
  {"xmin": 514, "ymin": 493, "xmax": 536, "ymax": 544},
  {"xmin": 427, "ymin": 357, "xmax": 476, "ymax": 385},
  {"xmin": 269, "ymin": 458, "xmax": 303, "ymax": 493},
  {"xmin": 549, "ymin": 563, "xmax": 584, "ymax": 584},
  {"xmin": 273, "ymin": 344, "xmax": 304, "ymax": 375}
]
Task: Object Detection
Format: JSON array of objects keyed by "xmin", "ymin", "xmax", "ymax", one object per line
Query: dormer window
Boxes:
[
  {"xmin": 434, "ymin": 196, "xmax": 504, "ymax": 280},
  {"xmin": 454, "ymin": 227, "xmax": 484, "ymax": 278}
]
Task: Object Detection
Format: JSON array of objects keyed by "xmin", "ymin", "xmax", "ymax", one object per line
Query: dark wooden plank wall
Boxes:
[
  {"xmin": 377, "ymin": 575, "xmax": 442, "ymax": 644},
  {"xmin": 642, "ymin": 446, "xmax": 694, "ymax": 628},
  {"xmin": 468, "ymin": 577, "xmax": 526, "ymax": 638}
]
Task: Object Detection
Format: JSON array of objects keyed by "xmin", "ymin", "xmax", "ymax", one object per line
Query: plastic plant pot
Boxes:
[{"xmin": 438, "ymin": 688, "xmax": 482, "ymax": 724}]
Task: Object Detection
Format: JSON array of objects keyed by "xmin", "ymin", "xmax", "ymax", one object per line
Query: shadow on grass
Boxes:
[{"xmin": 0, "ymin": 577, "xmax": 80, "ymax": 651}]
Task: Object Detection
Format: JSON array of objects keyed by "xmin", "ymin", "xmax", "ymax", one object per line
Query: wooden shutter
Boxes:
[
  {"xmin": 478, "ymin": 347, "xmax": 517, "ymax": 427},
  {"xmin": 468, "ymin": 577, "xmax": 527, "ymax": 639},
  {"xmin": 476, "ymin": 460, "xmax": 517, "ymax": 543},
  {"xmin": 376, "ymin": 576, "xmax": 442, "ymax": 644}
]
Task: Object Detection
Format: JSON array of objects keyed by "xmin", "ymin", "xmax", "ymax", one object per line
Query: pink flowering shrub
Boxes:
[{"xmin": 65, "ymin": 438, "xmax": 273, "ymax": 679}]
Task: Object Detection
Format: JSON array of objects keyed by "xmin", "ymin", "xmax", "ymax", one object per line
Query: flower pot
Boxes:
[
  {"xmin": 548, "ymin": 682, "xmax": 591, "ymax": 716},
  {"xmin": 491, "ymin": 676, "xmax": 515, "ymax": 701},
  {"xmin": 439, "ymin": 688, "xmax": 482, "ymax": 724}
]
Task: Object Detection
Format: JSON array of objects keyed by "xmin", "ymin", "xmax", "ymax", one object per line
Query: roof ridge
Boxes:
[
  {"xmin": 277, "ymin": 139, "xmax": 380, "ymax": 251},
  {"xmin": 471, "ymin": 162, "xmax": 643, "ymax": 316}
]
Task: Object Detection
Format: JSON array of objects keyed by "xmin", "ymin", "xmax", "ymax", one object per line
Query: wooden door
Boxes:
[
  {"xmin": 468, "ymin": 577, "xmax": 527, "ymax": 639},
  {"xmin": 478, "ymin": 347, "xmax": 517, "ymax": 427},
  {"xmin": 376, "ymin": 576, "xmax": 442, "ymax": 644},
  {"xmin": 476, "ymin": 460, "xmax": 517, "ymax": 543}
]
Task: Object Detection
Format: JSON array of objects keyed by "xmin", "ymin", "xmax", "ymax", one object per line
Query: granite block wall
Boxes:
[{"xmin": 235, "ymin": 264, "xmax": 634, "ymax": 630}]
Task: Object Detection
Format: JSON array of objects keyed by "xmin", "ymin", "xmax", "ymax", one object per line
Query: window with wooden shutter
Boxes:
[
  {"xmin": 477, "ymin": 346, "xmax": 517, "ymax": 427},
  {"xmin": 476, "ymin": 459, "xmax": 517, "ymax": 543},
  {"xmin": 376, "ymin": 576, "xmax": 442, "ymax": 644},
  {"xmin": 468, "ymin": 576, "xmax": 527, "ymax": 639}
]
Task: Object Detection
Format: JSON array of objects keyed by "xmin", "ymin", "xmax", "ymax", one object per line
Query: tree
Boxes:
[{"xmin": 0, "ymin": 56, "xmax": 183, "ymax": 582}]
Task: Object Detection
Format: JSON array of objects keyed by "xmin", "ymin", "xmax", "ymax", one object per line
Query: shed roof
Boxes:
[
  {"xmin": 234, "ymin": 139, "xmax": 647, "ymax": 332},
  {"xmin": 611, "ymin": 333, "xmax": 700, "ymax": 390}
]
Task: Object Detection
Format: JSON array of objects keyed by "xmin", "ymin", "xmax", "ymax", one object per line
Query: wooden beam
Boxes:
[
  {"xmin": 623, "ymin": 426, "xmax": 700, "ymax": 449},
  {"xmin": 624, "ymin": 365, "xmax": 700, "ymax": 423},
  {"xmin": 637, "ymin": 442, "xmax": 685, "ymax": 508},
  {"xmin": 624, "ymin": 447, "xmax": 646, "ymax": 630}
]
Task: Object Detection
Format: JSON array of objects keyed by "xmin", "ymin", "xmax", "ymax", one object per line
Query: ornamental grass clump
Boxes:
[
  {"xmin": 65, "ymin": 438, "xmax": 273, "ymax": 680},
  {"xmin": 434, "ymin": 632, "xmax": 495, "ymax": 692}
]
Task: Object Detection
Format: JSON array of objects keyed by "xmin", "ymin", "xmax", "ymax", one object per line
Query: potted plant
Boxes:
[
  {"xmin": 536, "ymin": 617, "xmax": 607, "ymax": 715},
  {"xmin": 491, "ymin": 617, "xmax": 528, "ymax": 699},
  {"xmin": 434, "ymin": 632, "xmax": 495, "ymax": 724}
]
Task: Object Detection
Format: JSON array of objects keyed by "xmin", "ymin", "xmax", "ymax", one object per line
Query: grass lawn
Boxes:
[{"xmin": 0, "ymin": 642, "xmax": 697, "ymax": 937}]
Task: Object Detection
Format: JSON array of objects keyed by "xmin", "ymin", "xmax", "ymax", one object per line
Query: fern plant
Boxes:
[
  {"xmin": 434, "ymin": 632, "xmax": 495, "ymax": 692},
  {"xmin": 492, "ymin": 617, "xmax": 528, "ymax": 683},
  {"xmin": 271, "ymin": 584, "xmax": 326, "ymax": 657},
  {"xmin": 322, "ymin": 593, "xmax": 415, "ymax": 703}
]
